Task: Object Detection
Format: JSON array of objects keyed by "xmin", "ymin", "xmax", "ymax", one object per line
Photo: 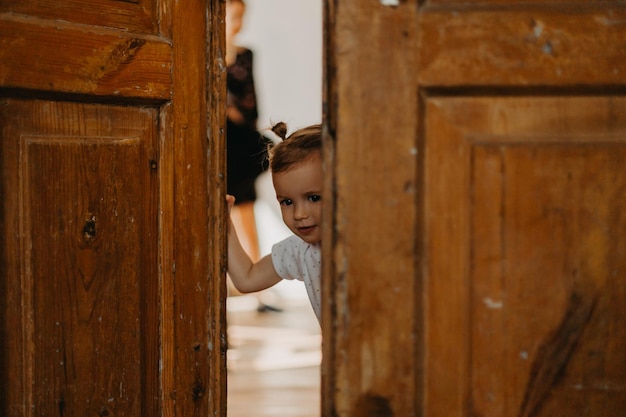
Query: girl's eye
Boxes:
[
  {"xmin": 279, "ymin": 199, "xmax": 293, "ymax": 206},
  {"xmin": 309, "ymin": 195, "xmax": 321, "ymax": 202}
]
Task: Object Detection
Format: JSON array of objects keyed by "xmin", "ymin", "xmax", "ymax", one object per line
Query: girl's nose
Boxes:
[{"xmin": 294, "ymin": 204, "xmax": 309, "ymax": 220}]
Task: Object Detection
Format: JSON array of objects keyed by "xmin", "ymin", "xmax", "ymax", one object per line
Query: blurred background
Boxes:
[{"xmin": 227, "ymin": 2, "xmax": 323, "ymax": 416}]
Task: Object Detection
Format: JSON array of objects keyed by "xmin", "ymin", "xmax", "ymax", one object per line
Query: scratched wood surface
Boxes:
[
  {"xmin": 0, "ymin": 15, "xmax": 172, "ymax": 99},
  {"xmin": 324, "ymin": 1, "xmax": 626, "ymax": 416},
  {"xmin": 0, "ymin": 99, "xmax": 160, "ymax": 416},
  {"xmin": 0, "ymin": 0, "xmax": 226, "ymax": 416},
  {"xmin": 322, "ymin": 1, "xmax": 419, "ymax": 416},
  {"xmin": 417, "ymin": 7, "xmax": 626, "ymax": 87},
  {"xmin": 425, "ymin": 96, "xmax": 626, "ymax": 417}
]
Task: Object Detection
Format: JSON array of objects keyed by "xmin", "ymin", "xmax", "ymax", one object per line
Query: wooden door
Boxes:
[
  {"xmin": 323, "ymin": 2, "xmax": 625, "ymax": 417},
  {"xmin": 0, "ymin": 1, "xmax": 226, "ymax": 416}
]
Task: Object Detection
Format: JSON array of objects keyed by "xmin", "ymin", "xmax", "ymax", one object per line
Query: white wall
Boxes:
[{"xmin": 236, "ymin": 0, "xmax": 323, "ymax": 133}]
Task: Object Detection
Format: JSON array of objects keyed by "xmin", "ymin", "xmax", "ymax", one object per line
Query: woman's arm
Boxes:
[{"xmin": 226, "ymin": 195, "xmax": 282, "ymax": 293}]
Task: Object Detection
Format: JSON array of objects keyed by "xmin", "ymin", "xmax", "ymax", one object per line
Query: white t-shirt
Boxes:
[{"xmin": 271, "ymin": 235, "xmax": 322, "ymax": 324}]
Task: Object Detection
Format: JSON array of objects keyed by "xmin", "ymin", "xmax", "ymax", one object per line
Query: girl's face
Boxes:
[{"xmin": 272, "ymin": 154, "xmax": 323, "ymax": 245}]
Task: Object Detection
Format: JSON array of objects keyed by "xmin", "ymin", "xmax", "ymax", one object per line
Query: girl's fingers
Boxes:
[{"xmin": 226, "ymin": 194, "xmax": 236, "ymax": 213}]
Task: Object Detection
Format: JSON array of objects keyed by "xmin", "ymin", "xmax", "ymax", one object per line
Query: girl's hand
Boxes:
[{"xmin": 226, "ymin": 194, "xmax": 236, "ymax": 215}]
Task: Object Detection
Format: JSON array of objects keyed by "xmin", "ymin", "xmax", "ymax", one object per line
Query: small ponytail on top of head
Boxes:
[
  {"xmin": 266, "ymin": 121, "xmax": 322, "ymax": 173},
  {"xmin": 271, "ymin": 121, "xmax": 288, "ymax": 141}
]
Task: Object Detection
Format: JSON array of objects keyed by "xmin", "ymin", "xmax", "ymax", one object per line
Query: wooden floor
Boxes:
[{"xmin": 227, "ymin": 293, "xmax": 321, "ymax": 417}]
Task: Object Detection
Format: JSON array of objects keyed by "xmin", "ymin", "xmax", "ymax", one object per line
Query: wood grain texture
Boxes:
[
  {"xmin": 0, "ymin": 0, "xmax": 156, "ymax": 33},
  {"xmin": 1, "ymin": 0, "xmax": 226, "ymax": 415},
  {"xmin": 0, "ymin": 99, "xmax": 159, "ymax": 417},
  {"xmin": 206, "ymin": 1, "xmax": 228, "ymax": 415},
  {"xmin": 158, "ymin": 0, "xmax": 226, "ymax": 416},
  {"xmin": 323, "ymin": 1, "xmax": 420, "ymax": 416},
  {"xmin": 0, "ymin": 14, "xmax": 172, "ymax": 99},
  {"xmin": 425, "ymin": 96, "xmax": 626, "ymax": 417},
  {"xmin": 327, "ymin": 0, "xmax": 626, "ymax": 413},
  {"xmin": 418, "ymin": 7, "xmax": 626, "ymax": 87}
]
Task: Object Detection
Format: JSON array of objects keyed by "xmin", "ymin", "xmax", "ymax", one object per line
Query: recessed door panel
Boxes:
[
  {"xmin": 0, "ymin": 99, "xmax": 159, "ymax": 416},
  {"xmin": 425, "ymin": 96, "xmax": 626, "ymax": 417}
]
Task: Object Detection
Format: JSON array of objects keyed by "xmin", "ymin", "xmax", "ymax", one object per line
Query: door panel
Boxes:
[
  {"xmin": 425, "ymin": 96, "xmax": 626, "ymax": 416},
  {"xmin": 1, "ymin": 99, "xmax": 159, "ymax": 416}
]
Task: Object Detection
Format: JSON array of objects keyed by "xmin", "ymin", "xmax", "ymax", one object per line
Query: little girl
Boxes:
[{"xmin": 227, "ymin": 122, "xmax": 323, "ymax": 323}]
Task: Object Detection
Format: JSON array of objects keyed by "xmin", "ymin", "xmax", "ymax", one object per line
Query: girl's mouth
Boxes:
[{"xmin": 298, "ymin": 225, "xmax": 316, "ymax": 235}]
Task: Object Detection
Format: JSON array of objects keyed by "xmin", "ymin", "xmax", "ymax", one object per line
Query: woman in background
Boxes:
[{"xmin": 226, "ymin": 0, "xmax": 279, "ymax": 312}]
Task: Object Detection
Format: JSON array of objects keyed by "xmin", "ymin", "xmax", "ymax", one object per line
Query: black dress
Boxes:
[{"xmin": 227, "ymin": 48, "xmax": 271, "ymax": 204}]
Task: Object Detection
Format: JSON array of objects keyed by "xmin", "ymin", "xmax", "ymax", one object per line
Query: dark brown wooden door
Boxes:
[
  {"xmin": 323, "ymin": 2, "xmax": 626, "ymax": 416},
  {"xmin": 0, "ymin": 1, "xmax": 226, "ymax": 416}
]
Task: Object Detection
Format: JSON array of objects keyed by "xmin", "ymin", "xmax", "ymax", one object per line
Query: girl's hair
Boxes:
[{"xmin": 268, "ymin": 122, "xmax": 322, "ymax": 173}]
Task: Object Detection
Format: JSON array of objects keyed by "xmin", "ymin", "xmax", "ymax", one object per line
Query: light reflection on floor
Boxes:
[{"xmin": 227, "ymin": 294, "xmax": 321, "ymax": 417}]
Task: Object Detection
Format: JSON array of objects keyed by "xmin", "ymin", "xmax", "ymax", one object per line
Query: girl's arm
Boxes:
[{"xmin": 226, "ymin": 195, "xmax": 282, "ymax": 293}]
